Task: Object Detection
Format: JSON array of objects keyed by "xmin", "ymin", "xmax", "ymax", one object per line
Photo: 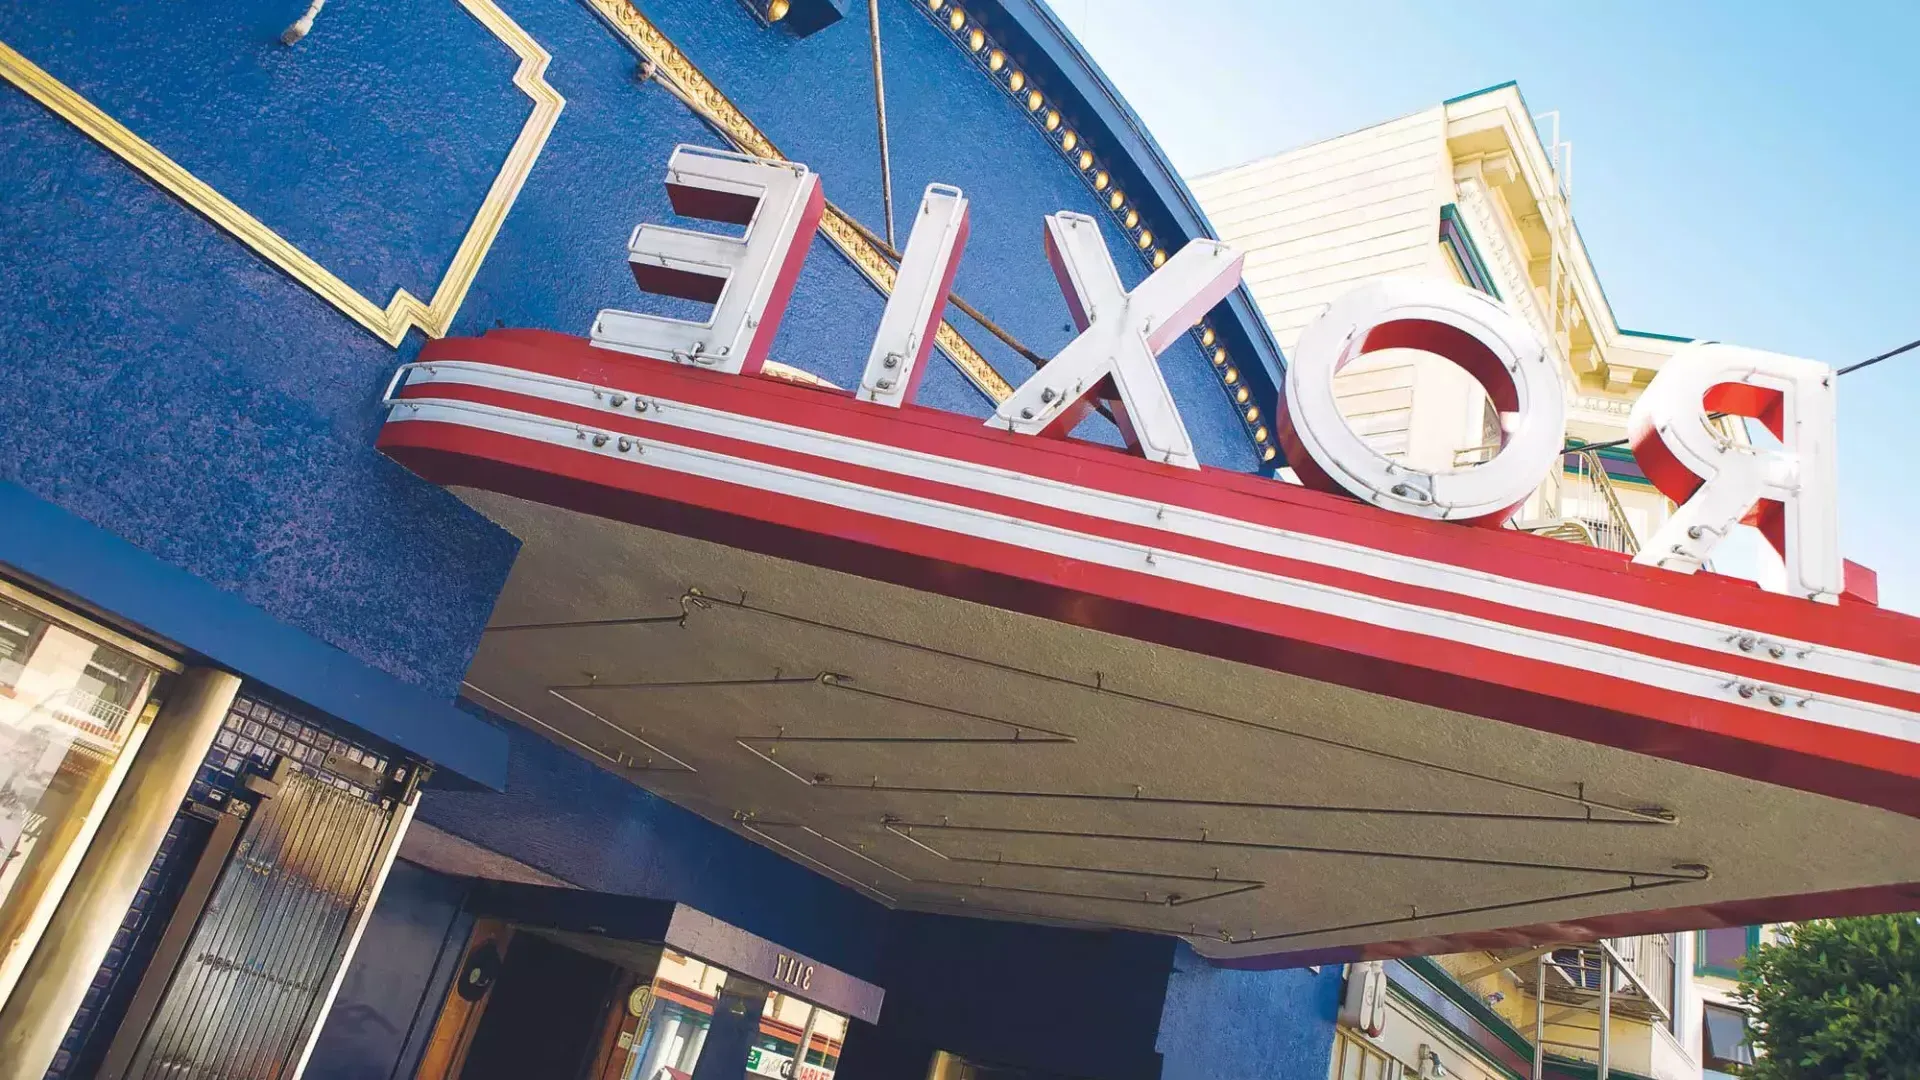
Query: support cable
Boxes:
[
  {"xmin": 867, "ymin": 0, "xmax": 897, "ymax": 246},
  {"xmin": 1568, "ymin": 335, "xmax": 1916, "ymax": 454}
]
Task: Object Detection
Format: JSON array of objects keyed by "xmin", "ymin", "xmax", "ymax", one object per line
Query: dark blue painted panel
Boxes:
[
  {"xmin": 416, "ymin": 711, "xmax": 891, "ymax": 981},
  {"xmin": 305, "ymin": 860, "xmax": 476, "ymax": 1080},
  {"xmin": 0, "ymin": 483, "xmax": 509, "ymax": 787},
  {"xmin": 1155, "ymin": 942, "xmax": 1342, "ymax": 1080},
  {"xmin": 848, "ymin": 911, "xmax": 1176, "ymax": 1080}
]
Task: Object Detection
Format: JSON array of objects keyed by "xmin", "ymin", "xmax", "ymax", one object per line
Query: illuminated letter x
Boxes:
[{"xmin": 987, "ymin": 212, "xmax": 1243, "ymax": 470}]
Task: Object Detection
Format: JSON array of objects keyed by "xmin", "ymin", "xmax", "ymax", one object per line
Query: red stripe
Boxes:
[
  {"xmin": 392, "ymin": 378, "xmax": 1920, "ymax": 716},
  {"xmin": 377, "ymin": 416, "xmax": 1920, "ymax": 814},
  {"xmin": 1222, "ymin": 880, "xmax": 1920, "ymax": 969},
  {"xmin": 412, "ymin": 332, "xmax": 1920, "ymax": 663}
]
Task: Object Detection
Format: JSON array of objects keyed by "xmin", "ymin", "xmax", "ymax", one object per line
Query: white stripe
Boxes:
[
  {"xmin": 392, "ymin": 361, "xmax": 1920, "ymax": 700},
  {"xmin": 387, "ymin": 393, "xmax": 1920, "ymax": 747}
]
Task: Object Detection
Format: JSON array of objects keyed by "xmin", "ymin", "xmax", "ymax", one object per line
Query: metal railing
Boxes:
[
  {"xmin": 1539, "ymin": 933, "xmax": 1676, "ymax": 1023},
  {"xmin": 1560, "ymin": 448, "xmax": 1639, "ymax": 555},
  {"xmin": 1455, "ymin": 441, "xmax": 1641, "ymax": 555},
  {"xmin": 1605, "ymin": 933, "xmax": 1676, "ymax": 1021}
]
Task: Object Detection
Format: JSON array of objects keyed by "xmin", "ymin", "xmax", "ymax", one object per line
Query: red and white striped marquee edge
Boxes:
[{"xmin": 378, "ymin": 149, "xmax": 1920, "ymax": 932}]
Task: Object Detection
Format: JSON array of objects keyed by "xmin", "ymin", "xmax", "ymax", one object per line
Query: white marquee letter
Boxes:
[
  {"xmin": 986, "ymin": 213, "xmax": 1243, "ymax": 470},
  {"xmin": 1277, "ymin": 278, "xmax": 1563, "ymax": 525},
  {"xmin": 592, "ymin": 146, "xmax": 823, "ymax": 376},
  {"xmin": 858, "ymin": 184, "xmax": 971, "ymax": 407},
  {"xmin": 1629, "ymin": 342, "xmax": 1841, "ymax": 602}
]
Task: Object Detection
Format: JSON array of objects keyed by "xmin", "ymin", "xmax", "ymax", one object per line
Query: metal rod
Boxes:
[
  {"xmin": 693, "ymin": 592, "xmax": 1675, "ymax": 825},
  {"xmin": 793, "ymin": 1001, "xmax": 821, "ymax": 1080},
  {"xmin": 828, "ymin": 203, "xmax": 1053, "ymax": 370},
  {"xmin": 1598, "ymin": 948, "xmax": 1612, "ymax": 1080},
  {"xmin": 96, "ymin": 807, "xmax": 246, "ymax": 1080},
  {"xmin": 867, "ymin": 0, "xmax": 896, "ymax": 246},
  {"xmin": 1533, "ymin": 957, "xmax": 1546, "ymax": 1080},
  {"xmin": 1838, "ymin": 335, "xmax": 1920, "ymax": 376}
]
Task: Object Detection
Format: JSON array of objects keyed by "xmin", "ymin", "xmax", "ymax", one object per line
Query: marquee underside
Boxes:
[{"xmin": 380, "ymin": 330, "xmax": 1920, "ymax": 964}]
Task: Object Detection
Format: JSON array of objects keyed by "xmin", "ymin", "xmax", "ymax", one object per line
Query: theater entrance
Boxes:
[{"xmin": 415, "ymin": 883, "xmax": 881, "ymax": 1080}]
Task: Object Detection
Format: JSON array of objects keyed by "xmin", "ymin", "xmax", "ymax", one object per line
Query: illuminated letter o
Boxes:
[{"xmin": 1277, "ymin": 278, "xmax": 1564, "ymax": 526}]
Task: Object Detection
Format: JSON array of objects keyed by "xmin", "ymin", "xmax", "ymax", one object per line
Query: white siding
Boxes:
[
  {"xmin": 1191, "ymin": 108, "xmax": 1450, "ymax": 354},
  {"xmin": 1193, "ymin": 113, "xmax": 1456, "ymax": 466}
]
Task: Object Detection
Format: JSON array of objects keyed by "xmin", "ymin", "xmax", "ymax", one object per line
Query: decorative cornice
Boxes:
[
  {"xmin": 0, "ymin": 1, "xmax": 563, "ymax": 348},
  {"xmin": 587, "ymin": 0, "xmax": 1012, "ymax": 402}
]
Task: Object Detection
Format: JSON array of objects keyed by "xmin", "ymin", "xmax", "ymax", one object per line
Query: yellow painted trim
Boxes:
[
  {"xmin": 0, "ymin": 0, "xmax": 564, "ymax": 348},
  {"xmin": 586, "ymin": 0, "xmax": 1013, "ymax": 402}
]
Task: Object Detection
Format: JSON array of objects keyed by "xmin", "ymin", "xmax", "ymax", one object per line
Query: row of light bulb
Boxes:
[
  {"xmin": 920, "ymin": 0, "xmax": 1274, "ymax": 462},
  {"xmin": 758, "ymin": 0, "xmax": 1274, "ymax": 462}
]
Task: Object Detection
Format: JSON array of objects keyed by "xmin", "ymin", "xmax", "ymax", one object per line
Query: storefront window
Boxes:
[
  {"xmin": 624, "ymin": 950, "xmax": 849, "ymax": 1080},
  {"xmin": 628, "ymin": 951, "xmax": 726, "ymax": 1080},
  {"xmin": 0, "ymin": 587, "xmax": 165, "ymax": 1009},
  {"xmin": 751, "ymin": 992, "xmax": 846, "ymax": 1080}
]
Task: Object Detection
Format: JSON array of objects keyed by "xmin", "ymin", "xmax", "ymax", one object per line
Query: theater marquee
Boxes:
[{"xmin": 379, "ymin": 150, "xmax": 1920, "ymax": 963}]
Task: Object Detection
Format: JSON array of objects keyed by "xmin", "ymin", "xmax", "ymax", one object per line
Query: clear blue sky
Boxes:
[{"xmin": 1046, "ymin": 0, "xmax": 1920, "ymax": 613}]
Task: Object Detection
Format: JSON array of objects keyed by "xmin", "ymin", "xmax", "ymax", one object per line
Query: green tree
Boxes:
[{"xmin": 1734, "ymin": 914, "xmax": 1920, "ymax": 1079}]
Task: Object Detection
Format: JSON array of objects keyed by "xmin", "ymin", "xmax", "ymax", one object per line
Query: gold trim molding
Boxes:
[
  {"xmin": 0, "ymin": 0, "xmax": 563, "ymax": 348},
  {"xmin": 586, "ymin": 0, "xmax": 1013, "ymax": 402}
]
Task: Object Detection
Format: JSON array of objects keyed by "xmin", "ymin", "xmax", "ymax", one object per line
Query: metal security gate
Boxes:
[{"xmin": 109, "ymin": 766, "xmax": 407, "ymax": 1080}]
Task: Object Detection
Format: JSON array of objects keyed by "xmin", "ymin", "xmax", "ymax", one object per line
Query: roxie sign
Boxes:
[
  {"xmin": 379, "ymin": 148, "xmax": 1919, "ymax": 827},
  {"xmin": 585, "ymin": 147, "xmax": 1842, "ymax": 604}
]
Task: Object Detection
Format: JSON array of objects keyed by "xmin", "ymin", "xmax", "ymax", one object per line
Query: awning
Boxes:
[{"xmin": 378, "ymin": 330, "xmax": 1920, "ymax": 964}]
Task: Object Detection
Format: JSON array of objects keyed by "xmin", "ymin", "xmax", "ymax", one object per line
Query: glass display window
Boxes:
[
  {"xmin": 0, "ymin": 580, "xmax": 175, "ymax": 1011},
  {"xmin": 622, "ymin": 950, "xmax": 849, "ymax": 1080}
]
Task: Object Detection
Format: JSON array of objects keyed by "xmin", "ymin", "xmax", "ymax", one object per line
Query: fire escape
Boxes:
[{"xmin": 1464, "ymin": 935, "xmax": 1678, "ymax": 1079}]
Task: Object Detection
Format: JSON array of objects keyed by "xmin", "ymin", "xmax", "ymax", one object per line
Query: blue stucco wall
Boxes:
[
  {"xmin": 0, "ymin": 0, "xmax": 1258, "ymax": 707},
  {"xmin": 1155, "ymin": 942, "xmax": 1343, "ymax": 1080},
  {"xmin": 0, "ymin": 0, "xmax": 522, "ymax": 696}
]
